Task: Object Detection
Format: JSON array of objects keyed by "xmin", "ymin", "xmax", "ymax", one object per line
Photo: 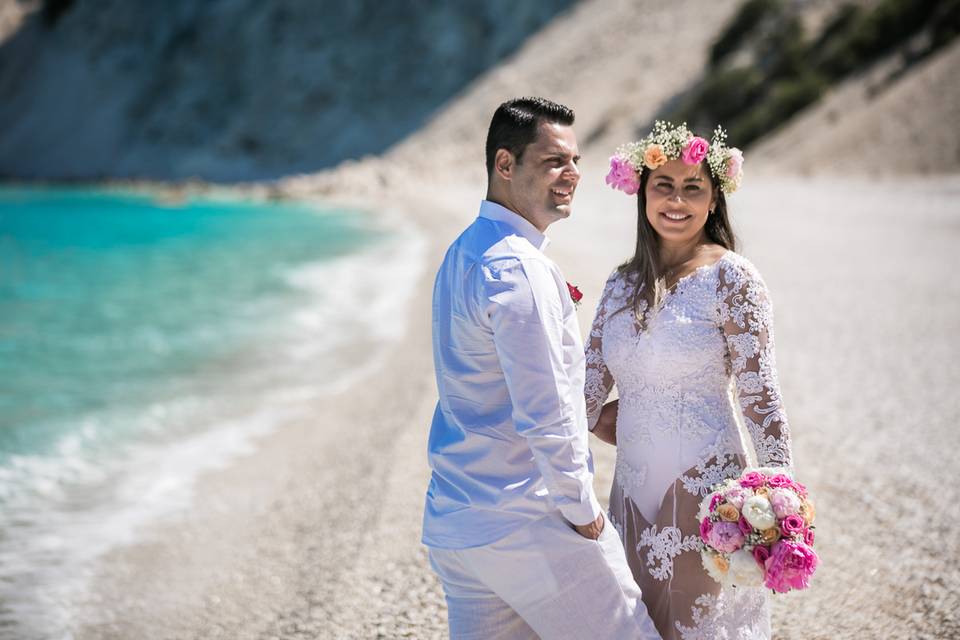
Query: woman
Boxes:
[{"xmin": 586, "ymin": 122, "xmax": 793, "ymax": 639}]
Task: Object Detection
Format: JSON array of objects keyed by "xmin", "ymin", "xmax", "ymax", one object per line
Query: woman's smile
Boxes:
[{"xmin": 660, "ymin": 210, "xmax": 693, "ymax": 223}]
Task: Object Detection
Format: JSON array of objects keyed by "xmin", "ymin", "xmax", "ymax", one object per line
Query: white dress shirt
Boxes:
[{"xmin": 422, "ymin": 200, "xmax": 602, "ymax": 550}]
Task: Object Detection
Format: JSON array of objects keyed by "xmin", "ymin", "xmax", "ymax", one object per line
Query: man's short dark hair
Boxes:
[{"xmin": 485, "ymin": 97, "xmax": 575, "ymax": 177}]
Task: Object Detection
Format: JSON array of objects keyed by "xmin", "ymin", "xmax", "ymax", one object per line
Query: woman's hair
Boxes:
[{"xmin": 615, "ymin": 166, "xmax": 737, "ymax": 319}]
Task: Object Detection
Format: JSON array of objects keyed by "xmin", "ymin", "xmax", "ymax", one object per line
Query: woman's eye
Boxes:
[
  {"xmin": 655, "ymin": 183, "xmax": 672, "ymax": 190},
  {"xmin": 685, "ymin": 185, "xmax": 701, "ymax": 192}
]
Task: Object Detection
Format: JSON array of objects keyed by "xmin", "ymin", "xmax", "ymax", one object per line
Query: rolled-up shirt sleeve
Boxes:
[{"xmin": 485, "ymin": 257, "xmax": 602, "ymax": 526}]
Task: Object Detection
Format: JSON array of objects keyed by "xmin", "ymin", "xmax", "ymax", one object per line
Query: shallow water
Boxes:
[{"xmin": 0, "ymin": 186, "xmax": 424, "ymax": 638}]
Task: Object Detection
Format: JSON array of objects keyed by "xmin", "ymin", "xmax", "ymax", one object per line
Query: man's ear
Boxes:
[{"xmin": 494, "ymin": 148, "xmax": 514, "ymax": 181}]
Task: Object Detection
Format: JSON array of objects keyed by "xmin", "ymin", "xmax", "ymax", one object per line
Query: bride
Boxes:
[{"xmin": 586, "ymin": 122, "xmax": 793, "ymax": 639}]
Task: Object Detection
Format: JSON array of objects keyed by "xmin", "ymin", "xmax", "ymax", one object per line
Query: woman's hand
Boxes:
[{"xmin": 591, "ymin": 399, "xmax": 619, "ymax": 445}]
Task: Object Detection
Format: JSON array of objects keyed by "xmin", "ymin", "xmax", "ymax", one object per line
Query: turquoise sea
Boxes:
[{"xmin": 0, "ymin": 187, "xmax": 424, "ymax": 637}]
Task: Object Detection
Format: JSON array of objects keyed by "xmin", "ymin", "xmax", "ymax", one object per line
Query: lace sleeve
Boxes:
[
  {"xmin": 718, "ymin": 258, "xmax": 793, "ymax": 469},
  {"xmin": 585, "ymin": 272, "xmax": 619, "ymax": 430}
]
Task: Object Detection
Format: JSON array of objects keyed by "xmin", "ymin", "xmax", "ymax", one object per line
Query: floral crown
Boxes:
[{"xmin": 605, "ymin": 121, "xmax": 744, "ymax": 196}]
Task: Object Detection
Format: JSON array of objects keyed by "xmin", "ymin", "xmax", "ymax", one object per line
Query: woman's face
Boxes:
[{"xmin": 644, "ymin": 158, "xmax": 717, "ymax": 245}]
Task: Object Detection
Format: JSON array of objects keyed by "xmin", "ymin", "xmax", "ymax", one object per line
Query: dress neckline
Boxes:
[{"xmin": 662, "ymin": 250, "xmax": 731, "ymax": 297}]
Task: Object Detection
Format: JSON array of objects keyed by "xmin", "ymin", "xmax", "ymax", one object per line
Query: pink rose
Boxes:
[
  {"xmin": 700, "ymin": 516, "xmax": 713, "ymax": 542},
  {"xmin": 764, "ymin": 540, "xmax": 819, "ymax": 593},
  {"xmin": 605, "ymin": 156, "xmax": 641, "ymax": 195},
  {"xmin": 780, "ymin": 514, "xmax": 806, "ymax": 538},
  {"xmin": 707, "ymin": 521, "xmax": 745, "ymax": 553},
  {"xmin": 790, "ymin": 480, "xmax": 809, "ymax": 498},
  {"xmin": 769, "ymin": 487, "xmax": 802, "ymax": 519},
  {"xmin": 767, "ymin": 474, "xmax": 793, "ymax": 488},
  {"xmin": 726, "ymin": 147, "xmax": 743, "ymax": 177},
  {"xmin": 737, "ymin": 516, "xmax": 753, "ymax": 536},
  {"xmin": 681, "ymin": 136, "xmax": 709, "ymax": 165},
  {"xmin": 752, "ymin": 544, "xmax": 771, "ymax": 569},
  {"xmin": 709, "ymin": 493, "xmax": 724, "ymax": 512},
  {"xmin": 739, "ymin": 472, "xmax": 766, "ymax": 489},
  {"xmin": 804, "ymin": 527, "xmax": 815, "ymax": 546}
]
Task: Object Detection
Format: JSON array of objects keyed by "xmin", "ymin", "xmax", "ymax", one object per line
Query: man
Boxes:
[{"xmin": 422, "ymin": 97, "xmax": 661, "ymax": 639}]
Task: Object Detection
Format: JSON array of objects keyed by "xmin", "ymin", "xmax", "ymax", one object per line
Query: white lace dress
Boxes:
[{"xmin": 585, "ymin": 251, "xmax": 793, "ymax": 640}]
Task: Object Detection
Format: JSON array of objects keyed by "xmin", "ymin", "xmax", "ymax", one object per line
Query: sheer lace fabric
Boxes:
[{"xmin": 587, "ymin": 251, "xmax": 792, "ymax": 639}]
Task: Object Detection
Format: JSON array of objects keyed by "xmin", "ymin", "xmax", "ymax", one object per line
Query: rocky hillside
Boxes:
[
  {"xmin": 0, "ymin": 0, "xmax": 574, "ymax": 180},
  {"xmin": 1, "ymin": 0, "xmax": 956, "ymax": 184}
]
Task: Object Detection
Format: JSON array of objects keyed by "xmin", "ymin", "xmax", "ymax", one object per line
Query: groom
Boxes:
[{"xmin": 422, "ymin": 97, "xmax": 660, "ymax": 639}]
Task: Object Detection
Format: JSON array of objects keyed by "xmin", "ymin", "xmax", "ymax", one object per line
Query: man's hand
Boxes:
[
  {"xmin": 591, "ymin": 399, "xmax": 618, "ymax": 445},
  {"xmin": 574, "ymin": 512, "xmax": 605, "ymax": 540}
]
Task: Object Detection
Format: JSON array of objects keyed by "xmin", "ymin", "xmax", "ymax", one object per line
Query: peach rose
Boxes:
[
  {"xmin": 717, "ymin": 503, "xmax": 741, "ymax": 523},
  {"xmin": 760, "ymin": 527, "xmax": 782, "ymax": 545},
  {"xmin": 800, "ymin": 499, "xmax": 816, "ymax": 525},
  {"xmin": 714, "ymin": 554, "xmax": 730, "ymax": 573},
  {"xmin": 643, "ymin": 144, "xmax": 668, "ymax": 170},
  {"xmin": 754, "ymin": 486, "xmax": 771, "ymax": 498}
]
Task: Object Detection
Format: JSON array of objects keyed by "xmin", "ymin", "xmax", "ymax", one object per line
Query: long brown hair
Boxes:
[{"xmin": 616, "ymin": 166, "xmax": 737, "ymax": 319}]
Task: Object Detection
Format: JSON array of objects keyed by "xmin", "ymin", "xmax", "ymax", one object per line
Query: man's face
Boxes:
[{"xmin": 506, "ymin": 122, "xmax": 581, "ymax": 230}]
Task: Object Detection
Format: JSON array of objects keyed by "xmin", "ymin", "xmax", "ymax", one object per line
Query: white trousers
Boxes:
[{"xmin": 427, "ymin": 512, "xmax": 662, "ymax": 640}]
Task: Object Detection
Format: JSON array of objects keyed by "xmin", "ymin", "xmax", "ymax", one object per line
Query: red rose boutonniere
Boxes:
[{"xmin": 567, "ymin": 282, "xmax": 583, "ymax": 308}]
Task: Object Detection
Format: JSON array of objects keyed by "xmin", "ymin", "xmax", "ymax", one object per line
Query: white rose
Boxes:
[
  {"xmin": 728, "ymin": 548, "xmax": 765, "ymax": 587},
  {"xmin": 742, "ymin": 495, "xmax": 777, "ymax": 530}
]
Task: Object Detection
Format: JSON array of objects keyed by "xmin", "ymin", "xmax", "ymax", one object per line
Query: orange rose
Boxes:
[
  {"xmin": 643, "ymin": 144, "xmax": 668, "ymax": 170},
  {"xmin": 717, "ymin": 503, "xmax": 740, "ymax": 523},
  {"xmin": 760, "ymin": 527, "xmax": 781, "ymax": 545}
]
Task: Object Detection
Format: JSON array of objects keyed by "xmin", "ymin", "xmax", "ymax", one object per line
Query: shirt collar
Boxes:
[{"xmin": 478, "ymin": 200, "xmax": 550, "ymax": 251}]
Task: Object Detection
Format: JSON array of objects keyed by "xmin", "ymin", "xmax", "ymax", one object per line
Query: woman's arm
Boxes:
[{"xmin": 719, "ymin": 259, "xmax": 793, "ymax": 469}]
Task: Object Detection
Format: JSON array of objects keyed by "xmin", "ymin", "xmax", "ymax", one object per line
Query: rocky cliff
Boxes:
[{"xmin": 0, "ymin": 0, "xmax": 574, "ymax": 180}]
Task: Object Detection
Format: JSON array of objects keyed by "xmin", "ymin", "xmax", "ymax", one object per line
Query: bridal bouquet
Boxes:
[{"xmin": 698, "ymin": 468, "xmax": 818, "ymax": 593}]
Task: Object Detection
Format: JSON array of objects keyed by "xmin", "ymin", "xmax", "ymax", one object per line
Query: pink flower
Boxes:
[
  {"xmin": 769, "ymin": 487, "xmax": 802, "ymax": 519},
  {"xmin": 737, "ymin": 516, "xmax": 753, "ymax": 536},
  {"xmin": 780, "ymin": 514, "xmax": 806, "ymax": 537},
  {"xmin": 740, "ymin": 472, "xmax": 766, "ymax": 489},
  {"xmin": 605, "ymin": 156, "xmax": 641, "ymax": 195},
  {"xmin": 789, "ymin": 480, "xmax": 809, "ymax": 498},
  {"xmin": 707, "ymin": 521, "xmax": 745, "ymax": 553},
  {"xmin": 700, "ymin": 516, "xmax": 713, "ymax": 541},
  {"xmin": 752, "ymin": 544, "xmax": 771, "ymax": 569},
  {"xmin": 722, "ymin": 486, "xmax": 749, "ymax": 510},
  {"xmin": 767, "ymin": 474, "xmax": 793, "ymax": 488},
  {"xmin": 804, "ymin": 527, "xmax": 815, "ymax": 546},
  {"xmin": 764, "ymin": 540, "xmax": 819, "ymax": 593},
  {"xmin": 726, "ymin": 147, "xmax": 743, "ymax": 177},
  {"xmin": 709, "ymin": 493, "xmax": 724, "ymax": 512},
  {"xmin": 681, "ymin": 136, "xmax": 709, "ymax": 165}
]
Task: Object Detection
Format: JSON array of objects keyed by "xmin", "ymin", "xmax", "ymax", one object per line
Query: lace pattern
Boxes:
[
  {"xmin": 675, "ymin": 592, "xmax": 770, "ymax": 640},
  {"xmin": 637, "ymin": 525, "xmax": 701, "ymax": 581}
]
